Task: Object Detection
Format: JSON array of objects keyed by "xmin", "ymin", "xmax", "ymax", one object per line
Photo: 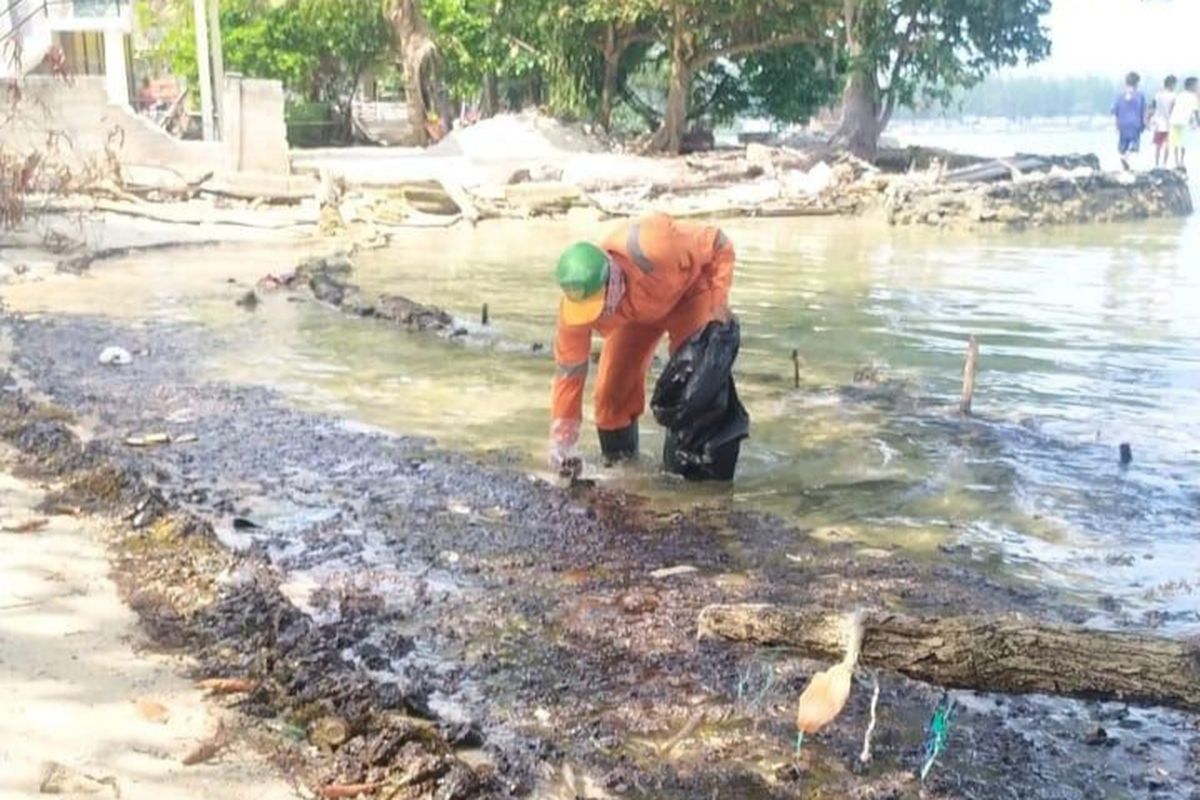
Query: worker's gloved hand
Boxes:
[{"xmin": 549, "ymin": 418, "xmax": 582, "ymax": 476}]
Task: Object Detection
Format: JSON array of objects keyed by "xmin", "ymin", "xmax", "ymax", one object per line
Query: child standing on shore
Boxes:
[
  {"xmin": 1170, "ymin": 77, "xmax": 1199, "ymax": 169},
  {"xmin": 1149, "ymin": 75, "xmax": 1178, "ymax": 168},
  {"xmin": 1112, "ymin": 71, "xmax": 1147, "ymax": 171}
]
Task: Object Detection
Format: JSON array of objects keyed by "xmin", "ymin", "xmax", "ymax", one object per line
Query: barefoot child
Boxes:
[
  {"xmin": 1112, "ymin": 71, "xmax": 1147, "ymax": 171},
  {"xmin": 1149, "ymin": 76, "xmax": 1178, "ymax": 168},
  {"xmin": 1170, "ymin": 77, "xmax": 1200, "ymax": 169}
]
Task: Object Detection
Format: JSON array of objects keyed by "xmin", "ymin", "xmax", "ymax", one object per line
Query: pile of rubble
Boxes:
[
  {"xmin": 885, "ymin": 165, "xmax": 1193, "ymax": 229},
  {"xmin": 325, "ymin": 142, "xmax": 1193, "ymax": 232},
  {"xmin": 585, "ymin": 144, "xmax": 884, "ymax": 218},
  {"xmin": 21, "ymin": 98, "xmax": 1194, "ymax": 233}
]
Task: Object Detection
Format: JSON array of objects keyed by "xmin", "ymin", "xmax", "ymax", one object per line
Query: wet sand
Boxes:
[{"xmin": 0, "ymin": 304, "xmax": 1196, "ymax": 799}]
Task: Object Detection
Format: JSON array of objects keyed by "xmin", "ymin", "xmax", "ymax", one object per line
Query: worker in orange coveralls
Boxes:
[{"xmin": 549, "ymin": 212, "xmax": 736, "ymax": 469}]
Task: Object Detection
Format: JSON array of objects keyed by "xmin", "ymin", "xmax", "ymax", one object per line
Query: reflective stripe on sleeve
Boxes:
[{"xmin": 626, "ymin": 223, "xmax": 655, "ymax": 274}]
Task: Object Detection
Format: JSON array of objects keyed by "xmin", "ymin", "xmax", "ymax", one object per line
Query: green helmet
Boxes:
[{"xmin": 556, "ymin": 242, "xmax": 609, "ymax": 301}]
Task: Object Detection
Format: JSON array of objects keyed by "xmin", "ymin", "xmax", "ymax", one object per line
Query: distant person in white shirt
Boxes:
[
  {"xmin": 1149, "ymin": 75, "xmax": 1178, "ymax": 168},
  {"xmin": 1169, "ymin": 76, "xmax": 1200, "ymax": 169}
]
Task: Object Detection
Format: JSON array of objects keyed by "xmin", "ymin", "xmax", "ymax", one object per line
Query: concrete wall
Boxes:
[
  {"xmin": 221, "ymin": 74, "xmax": 290, "ymax": 174},
  {"xmin": 101, "ymin": 30, "xmax": 130, "ymax": 104},
  {"xmin": 9, "ymin": 77, "xmax": 222, "ymax": 179},
  {"xmin": 8, "ymin": 76, "xmax": 291, "ymax": 182}
]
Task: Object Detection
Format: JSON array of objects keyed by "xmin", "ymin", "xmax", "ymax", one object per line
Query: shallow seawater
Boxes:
[{"xmin": 5, "ymin": 210, "xmax": 1200, "ymax": 633}]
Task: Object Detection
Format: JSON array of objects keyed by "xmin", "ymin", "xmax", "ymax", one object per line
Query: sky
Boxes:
[{"xmin": 1015, "ymin": 0, "xmax": 1200, "ymax": 78}]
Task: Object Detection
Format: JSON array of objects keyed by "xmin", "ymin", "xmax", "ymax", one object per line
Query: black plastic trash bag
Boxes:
[{"xmin": 651, "ymin": 319, "xmax": 750, "ymax": 481}]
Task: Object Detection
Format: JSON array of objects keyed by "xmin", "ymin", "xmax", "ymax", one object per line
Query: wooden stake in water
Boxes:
[
  {"xmin": 481, "ymin": 303, "xmax": 489, "ymax": 326},
  {"xmin": 791, "ymin": 349, "xmax": 800, "ymax": 389},
  {"xmin": 960, "ymin": 335, "xmax": 979, "ymax": 415}
]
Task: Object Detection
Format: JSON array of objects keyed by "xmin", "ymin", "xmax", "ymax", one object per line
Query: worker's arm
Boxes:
[
  {"xmin": 680, "ymin": 222, "xmax": 736, "ymax": 314},
  {"xmin": 550, "ymin": 312, "xmax": 592, "ymax": 461}
]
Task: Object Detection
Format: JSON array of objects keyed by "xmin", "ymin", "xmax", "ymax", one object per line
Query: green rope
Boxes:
[{"xmin": 920, "ymin": 692, "xmax": 956, "ymax": 781}]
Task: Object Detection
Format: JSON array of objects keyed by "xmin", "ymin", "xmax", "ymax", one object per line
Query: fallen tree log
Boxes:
[{"xmin": 697, "ymin": 604, "xmax": 1200, "ymax": 713}]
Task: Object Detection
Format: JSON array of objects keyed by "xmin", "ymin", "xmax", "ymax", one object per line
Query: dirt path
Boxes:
[{"xmin": 0, "ymin": 446, "xmax": 296, "ymax": 800}]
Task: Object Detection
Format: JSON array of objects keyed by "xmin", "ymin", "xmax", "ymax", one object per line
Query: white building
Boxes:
[{"xmin": 2, "ymin": 0, "xmax": 135, "ymax": 105}]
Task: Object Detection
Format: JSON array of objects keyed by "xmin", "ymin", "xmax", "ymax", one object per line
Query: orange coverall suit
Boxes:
[{"xmin": 552, "ymin": 213, "xmax": 736, "ymax": 435}]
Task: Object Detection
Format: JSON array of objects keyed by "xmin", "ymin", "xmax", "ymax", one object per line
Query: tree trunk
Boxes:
[
  {"xmin": 831, "ymin": 0, "xmax": 883, "ymax": 161},
  {"xmin": 648, "ymin": 28, "xmax": 692, "ymax": 154},
  {"xmin": 599, "ymin": 57, "xmax": 618, "ymax": 131},
  {"xmin": 833, "ymin": 69, "xmax": 882, "ymax": 161},
  {"xmin": 402, "ymin": 82, "xmax": 427, "ymax": 147},
  {"xmin": 435, "ymin": 83, "xmax": 455, "ymax": 133},
  {"xmin": 662, "ymin": 61, "xmax": 690, "ymax": 154},
  {"xmin": 387, "ymin": 0, "xmax": 440, "ymax": 147},
  {"xmin": 599, "ymin": 24, "xmax": 619, "ymax": 132},
  {"xmin": 697, "ymin": 604, "xmax": 1200, "ymax": 714},
  {"xmin": 481, "ymin": 72, "xmax": 499, "ymax": 118},
  {"xmin": 529, "ymin": 72, "xmax": 543, "ymax": 108}
]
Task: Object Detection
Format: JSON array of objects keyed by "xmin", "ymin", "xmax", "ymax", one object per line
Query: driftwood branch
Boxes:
[
  {"xmin": 697, "ymin": 604, "xmax": 1200, "ymax": 713},
  {"xmin": 160, "ymin": 86, "xmax": 189, "ymax": 134}
]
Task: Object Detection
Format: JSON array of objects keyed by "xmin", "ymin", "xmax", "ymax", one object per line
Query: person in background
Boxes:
[
  {"xmin": 1111, "ymin": 71, "xmax": 1147, "ymax": 171},
  {"xmin": 136, "ymin": 77, "xmax": 158, "ymax": 113},
  {"xmin": 1169, "ymin": 76, "xmax": 1200, "ymax": 169},
  {"xmin": 1149, "ymin": 75, "xmax": 1178, "ymax": 168}
]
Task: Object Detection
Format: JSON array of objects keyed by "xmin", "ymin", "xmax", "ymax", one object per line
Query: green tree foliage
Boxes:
[
  {"xmin": 641, "ymin": 0, "xmax": 841, "ymax": 152},
  {"xmin": 155, "ymin": 0, "xmax": 836, "ymax": 146},
  {"xmin": 834, "ymin": 0, "xmax": 1053, "ymax": 158},
  {"xmin": 140, "ymin": 0, "xmax": 1054, "ymax": 158},
  {"xmin": 422, "ymin": 0, "xmax": 539, "ymax": 104},
  {"xmin": 154, "ymin": 0, "xmax": 389, "ymax": 131},
  {"xmin": 610, "ymin": 39, "xmax": 844, "ymax": 138},
  {"xmin": 295, "ymin": 0, "xmax": 392, "ymax": 102},
  {"xmin": 741, "ymin": 44, "xmax": 845, "ymax": 125}
]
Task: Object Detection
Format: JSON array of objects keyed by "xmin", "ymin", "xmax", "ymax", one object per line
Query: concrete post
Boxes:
[
  {"xmin": 207, "ymin": 0, "xmax": 225, "ymax": 137},
  {"xmin": 193, "ymin": 0, "xmax": 214, "ymax": 140},
  {"xmin": 101, "ymin": 30, "xmax": 129, "ymax": 105},
  {"xmin": 222, "ymin": 72, "xmax": 243, "ymax": 172}
]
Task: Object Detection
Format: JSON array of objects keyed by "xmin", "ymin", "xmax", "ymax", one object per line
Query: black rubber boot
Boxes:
[{"xmin": 598, "ymin": 423, "xmax": 639, "ymax": 464}]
